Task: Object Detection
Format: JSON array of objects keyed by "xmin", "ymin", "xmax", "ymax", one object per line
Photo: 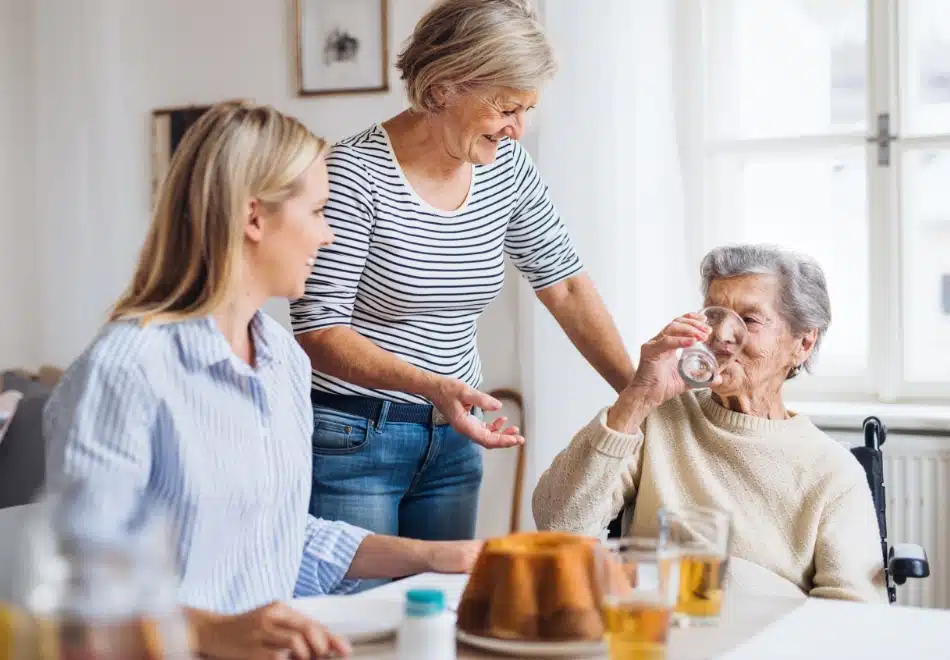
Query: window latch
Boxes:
[{"xmin": 867, "ymin": 112, "xmax": 898, "ymax": 167}]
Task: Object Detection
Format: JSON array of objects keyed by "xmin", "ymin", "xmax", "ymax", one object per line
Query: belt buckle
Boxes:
[
  {"xmin": 431, "ymin": 406, "xmax": 449, "ymax": 426},
  {"xmin": 430, "ymin": 406, "xmax": 483, "ymax": 427}
]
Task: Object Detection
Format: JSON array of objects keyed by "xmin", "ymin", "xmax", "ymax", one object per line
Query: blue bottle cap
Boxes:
[{"xmin": 405, "ymin": 589, "xmax": 445, "ymax": 617}]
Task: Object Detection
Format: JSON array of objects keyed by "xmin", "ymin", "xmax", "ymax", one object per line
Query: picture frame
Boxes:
[
  {"xmin": 150, "ymin": 105, "xmax": 212, "ymax": 207},
  {"xmin": 294, "ymin": 0, "xmax": 389, "ymax": 97}
]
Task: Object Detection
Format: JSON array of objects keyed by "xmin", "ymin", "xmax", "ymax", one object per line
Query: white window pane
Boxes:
[
  {"xmin": 901, "ymin": 148, "xmax": 950, "ymax": 383},
  {"xmin": 901, "ymin": 0, "xmax": 950, "ymax": 136},
  {"xmin": 706, "ymin": 150, "xmax": 869, "ymax": 378},
  {"xmin": 705, "ymin": 0, "xmax": 867, "ymax": 139}
]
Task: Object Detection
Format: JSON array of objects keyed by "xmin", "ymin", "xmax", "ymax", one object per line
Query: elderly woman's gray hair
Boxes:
[
  {"xmin": 700, "ymin": 245, "xmax": 831, "ymax": 378},
  {"xmin": 395, "ymin": 0, "xmax": 557, "ymax": 113}
]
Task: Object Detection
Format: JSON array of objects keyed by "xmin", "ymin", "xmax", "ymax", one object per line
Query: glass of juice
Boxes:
[
  {"xmin": 596, "ymin": 536, "xmax": 679, "ymax": 660},
  {"xmin": 661, "ymin": 505, "xmax": 732, "ymax": 626}
]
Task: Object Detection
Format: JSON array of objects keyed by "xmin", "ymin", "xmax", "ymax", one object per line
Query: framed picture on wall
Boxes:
[
  {"xmin": 294, "ymin": 0, "xmax": 389, "ymax": 96},
  {"xmin": 150, "ymin": 105, "xmax": 212, "ymax": 207}
]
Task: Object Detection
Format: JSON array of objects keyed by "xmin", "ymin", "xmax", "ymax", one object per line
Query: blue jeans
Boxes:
[{"xmin": 308, "ymin": 403, "xmax": 484, "ymax": 541}]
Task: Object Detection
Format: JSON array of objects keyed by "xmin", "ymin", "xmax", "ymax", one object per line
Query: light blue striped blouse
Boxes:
[{"xmin": 43, "ymin": 312, "xmax": 371, "ymax": 614}]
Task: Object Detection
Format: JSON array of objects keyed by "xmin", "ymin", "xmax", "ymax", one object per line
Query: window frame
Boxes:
[{"xmin": 688, "ymin": 0, "xmax": 950, "ymax": 403}]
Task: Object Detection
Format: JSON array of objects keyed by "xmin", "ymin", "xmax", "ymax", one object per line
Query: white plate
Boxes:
[
  {"xmin": 456, "ymin": 630, "xmax": 606, "ymax": 658},
  {"xmin": 290, "ymin": 596, "xmax": 401, "ymax": 644}
]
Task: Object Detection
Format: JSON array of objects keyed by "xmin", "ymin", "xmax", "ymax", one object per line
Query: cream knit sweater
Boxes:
[{"xmin": 532, "ymin": 390, "xmax": 887, "ymax": 603}]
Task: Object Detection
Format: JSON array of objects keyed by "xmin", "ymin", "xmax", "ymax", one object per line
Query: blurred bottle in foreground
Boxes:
[{"xmin": 4, "ymin": 478, "xmax": 193, "ymax": 659}]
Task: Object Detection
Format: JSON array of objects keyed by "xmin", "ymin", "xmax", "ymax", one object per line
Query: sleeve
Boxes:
[
  {"xmin": 809, "ymin": 479, "xmax": 889, "ymax": 603},
  {"xmin": 532, "ymin": 408, "xmax": 643, "ymax": 538},
  {"xmin": 43, "ymin": 347, "xmax": 156, "ymax": 492},
  {"xmin": 294, "ymin": 516, "xmax": 373, "ymax": 597},
  {"xmin": 505, "ymin": 141, "xmax": 584, "ymax": 291},
  {"xmin": 290, "ymin": 144, "xmax": 376, "ymax": 335}
]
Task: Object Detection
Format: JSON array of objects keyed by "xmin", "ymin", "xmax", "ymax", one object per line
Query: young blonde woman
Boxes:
[
  {"xmin": 292, "ymin": 0, "xmax": 634, "ymax": 543},
  {"xmin": 43, "ymin": 101, "xmax": 481, "ymax": 659}
]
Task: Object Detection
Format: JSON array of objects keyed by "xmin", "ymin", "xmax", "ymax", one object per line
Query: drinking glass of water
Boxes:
[{"xmin": 677, "ymin": 307, "xmax": 748, "ymax": 389}]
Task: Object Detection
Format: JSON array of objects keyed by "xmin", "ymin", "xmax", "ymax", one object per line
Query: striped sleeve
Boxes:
[
  {"xmin": 290, "ymin": 144, "xmax": 376, "ymax": 335},
  {"xmin": 43, "ymin": 334, "xmax": 156, "ymax": 491},
  {"xmin": 293, "ymin": 516, "xmax": 372, "ymax": 597},
  {"xmin": 505, "ymin": 141, "xmax": 584, "ymax": 290}
]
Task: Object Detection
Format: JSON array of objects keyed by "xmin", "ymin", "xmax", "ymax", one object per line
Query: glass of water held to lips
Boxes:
[{"xmin": 677, "ymin": 307, "xmax": 748, "ymax": 389}]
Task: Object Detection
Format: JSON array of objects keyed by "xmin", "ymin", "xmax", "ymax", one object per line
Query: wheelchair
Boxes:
[
  {"xmin": 854, "ymin": 416, "xmax": 930, "ymax": 603},
  {"xmin": 607, "ymin": 416, "xmax": 930, "ymax": 603}
]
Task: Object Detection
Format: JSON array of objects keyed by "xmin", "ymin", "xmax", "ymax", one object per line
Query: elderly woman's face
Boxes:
[
  {"xmin": 704, "ymin": 274, "xmax": 806, "ymax": 396},
  {"xmin": 441, "ymin": 87, "xmax": 537, "ymax": 165}
]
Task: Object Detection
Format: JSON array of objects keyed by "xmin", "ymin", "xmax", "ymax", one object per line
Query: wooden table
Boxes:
[{"xmin": 304, "ymin": 574, "xmax": 804, "ymax": 659}]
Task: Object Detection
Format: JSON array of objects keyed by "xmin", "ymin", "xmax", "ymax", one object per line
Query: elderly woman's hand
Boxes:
[
  {"xmin": 632, "ymin": 312, "xmax": 714, "ymax": 405},
  {"xmin": 606, "ymin": 313, "xmax": 713, "ymax": 433}
]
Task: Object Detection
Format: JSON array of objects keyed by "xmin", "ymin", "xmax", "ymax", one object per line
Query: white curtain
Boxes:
[{"xmin": 517, "ymin": 0, "xmax": 693, "ymax": 529}]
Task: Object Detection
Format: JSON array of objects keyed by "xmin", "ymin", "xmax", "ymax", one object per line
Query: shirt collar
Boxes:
[{"xmin": 174, "ymin": 312, "xmax": 278, "ymax": 372}]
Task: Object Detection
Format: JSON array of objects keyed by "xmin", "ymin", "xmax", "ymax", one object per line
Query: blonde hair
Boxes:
[
  {"xmin": 396, "ymin": 0, "xmax": 557, "ymax": 112},
  {"xmin": 111, "ymin": 100, "xmax": 327, "ymax": 325}
]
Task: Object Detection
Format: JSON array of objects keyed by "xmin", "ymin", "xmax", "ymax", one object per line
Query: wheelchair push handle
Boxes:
[{"xmin": 863, "ymin": 416, "xmax": 887, "ymax": 450}]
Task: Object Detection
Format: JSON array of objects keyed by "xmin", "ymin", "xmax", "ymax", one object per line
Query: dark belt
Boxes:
[{"xmin": 310, "ymin": 391, "xmax": 463, "ymax": 426}]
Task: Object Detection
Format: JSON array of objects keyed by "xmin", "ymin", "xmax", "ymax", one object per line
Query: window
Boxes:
[{"xmin": 695, "ymin": 0, "xmax": 950, "ymax": 401}]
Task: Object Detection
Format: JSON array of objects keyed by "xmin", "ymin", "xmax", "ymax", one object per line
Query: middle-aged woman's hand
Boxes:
[
  {"xmin": 187, "ymin": 602, "xmax": 351, "ymax": 660},
  {"xmin": 629, "ymin": 312, "xmax": 714, "ymax": 408},
  {"xmin": 428, "ymin": 377, "xmax": 525, "ymax": 449}
]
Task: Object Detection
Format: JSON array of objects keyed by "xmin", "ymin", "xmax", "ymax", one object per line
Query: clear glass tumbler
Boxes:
[
  {"xmin": 677, "ymin": 307, "xmax": 748, "ymax": 389},
  {"xmin": 596, "ymin": 536, "xmax": 679, "ymax": 660},
  {"xmin": 660, "ymin": 505, "xmax": 732, "ymax": 627}
]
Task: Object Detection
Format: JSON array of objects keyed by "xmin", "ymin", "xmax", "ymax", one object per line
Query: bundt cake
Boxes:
[{"xmin": 456, "ymin": 531, "xmax": 605, "ymax": 641}]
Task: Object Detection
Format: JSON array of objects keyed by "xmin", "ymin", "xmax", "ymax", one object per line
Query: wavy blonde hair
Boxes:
[
  {"xmin": 111, "ymin": 100, "xmax": 327, "ymax": 325},
  {"xmin": 396, "ymin": 0, "xmax": 557, "ymax": 112}
]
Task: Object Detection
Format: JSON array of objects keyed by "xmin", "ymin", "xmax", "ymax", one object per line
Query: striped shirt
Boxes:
[
  {"xmin": 290, "ymin": 125, "xmax": 583, "ymax": 403},
  {"xmin": 43, "ymin": 313, "xmax": 371, "ymax": 614}
]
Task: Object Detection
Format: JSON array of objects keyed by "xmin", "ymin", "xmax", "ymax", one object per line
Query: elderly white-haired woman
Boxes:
[
  {"xmin": 292, "ymin": 0, "xmax": 634, "ymax": 543},
  {"xmin": 533, "ymin": 244, "xmax": 887, "ymax": 603}
]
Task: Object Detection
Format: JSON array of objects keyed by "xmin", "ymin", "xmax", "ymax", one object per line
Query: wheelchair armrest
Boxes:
[{"xmin": 889, "ymin": 543, "xmax": 930, "ymax": 585}]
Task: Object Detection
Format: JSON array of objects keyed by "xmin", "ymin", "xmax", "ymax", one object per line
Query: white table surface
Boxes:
[
  {"xmin": 293, "ymin": 573, "xmax": 811, "ymax": 660},
  {"xmin": 719, "ymin": 596, "xmax": 950, "ymax": 660},
  {"xmin": 296, "ymin": 573, "xmax": 950, "ymax": 659}
]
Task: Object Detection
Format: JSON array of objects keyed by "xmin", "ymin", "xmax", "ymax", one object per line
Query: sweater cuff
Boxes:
[{"xmin": 591, "ymin": 408, "xmax": 644, "ymax": 458}]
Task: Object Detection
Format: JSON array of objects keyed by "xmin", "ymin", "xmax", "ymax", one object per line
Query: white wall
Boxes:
[
  {"xmin": 8, "ymin": 0, "xmax": 711, "ymax": 533},
  {"xmin": 22, "ymin": 0, "xmax": 423, "ymax": 366},
  {"xmin": 0, "ymin": 0, "xmax": 37, "ymax": 370},
  {"xmin": 518, "ymin": 0, "xmax": 691, "ymax": 529},
  {"xmin": 476, "ymin": 263, "xmax": 522, "ymax": 392},
  {"xmin": 3, "ymin": 0, "xmax": 690, "ymax": 533},
  {"xmin": 0, "ymin": 0, "xmax": 520, "ymax": 393}
]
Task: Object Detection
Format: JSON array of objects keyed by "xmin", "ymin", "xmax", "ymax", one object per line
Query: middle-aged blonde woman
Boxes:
[
  {"xmin": 291, "ymin": 0, "xmax": 634, "ymax": 542},
  {"xmin": 43, "ymin": 101, "xmax": 481, "ymax": 660},
  {"xmin": 533, "ymin": 244, "xmax": 887, "ymax": 603}
]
